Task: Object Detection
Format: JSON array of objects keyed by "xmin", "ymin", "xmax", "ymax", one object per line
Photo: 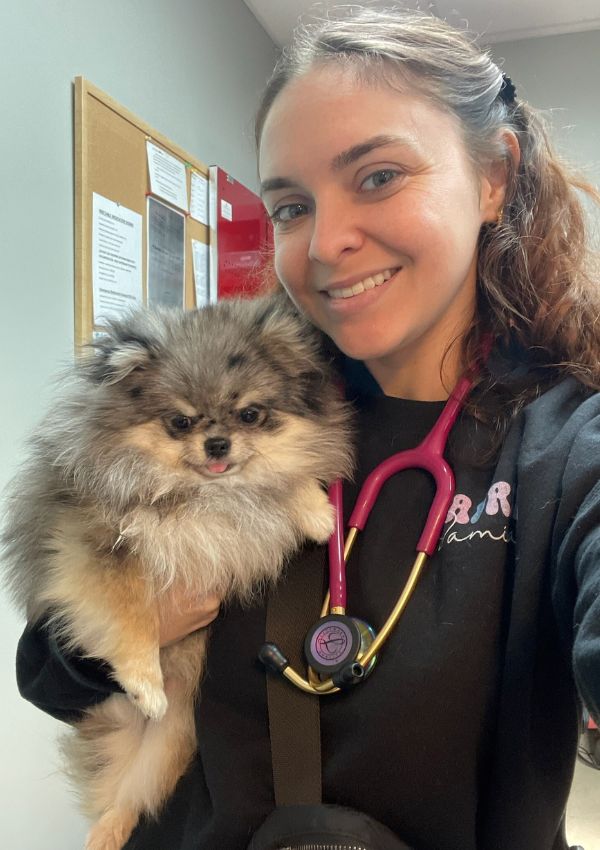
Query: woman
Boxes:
[{"xmin": 15, "ymin": 7, "xmax": 600, "ymax": 849}]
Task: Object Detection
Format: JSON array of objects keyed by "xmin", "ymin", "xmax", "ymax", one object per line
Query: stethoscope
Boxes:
[{"xmin": 259, "ymin": 361, "xmax": 479, "ymax": 696}]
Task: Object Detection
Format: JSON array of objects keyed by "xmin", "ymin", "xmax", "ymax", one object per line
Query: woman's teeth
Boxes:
[{"xmin": 327, "ymin": 268, "xmax": 397, "ymax": 300}]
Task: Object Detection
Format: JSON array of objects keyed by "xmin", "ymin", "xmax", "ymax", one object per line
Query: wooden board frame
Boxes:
[{"xmin": 74, "ymin": 77, "xmax": 209, "ymax": 348}]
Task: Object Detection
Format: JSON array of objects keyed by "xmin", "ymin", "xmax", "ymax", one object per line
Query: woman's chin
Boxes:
[{"xmin": 331, "ymin": 335, "xmax": 399, "ymax": 365}]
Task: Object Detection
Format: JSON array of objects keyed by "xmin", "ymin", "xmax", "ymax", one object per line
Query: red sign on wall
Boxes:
[{"xmin": 208, "ymin": 166, "xmax": 274, "ymax": 300}]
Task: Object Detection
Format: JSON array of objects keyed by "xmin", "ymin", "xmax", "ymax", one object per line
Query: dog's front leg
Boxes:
[
  {"xmin": 40, "ymin": 539, "xmax": 167, "ymax": 721},
  {"xmin": 96, "ymin": 564, "xmax": 167, "ymax": 721}
]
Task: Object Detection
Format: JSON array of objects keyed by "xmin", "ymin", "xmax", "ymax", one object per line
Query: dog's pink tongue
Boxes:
[{"xmin": 207, "ymin": 460, "xmax": 229, "ymax": 474}]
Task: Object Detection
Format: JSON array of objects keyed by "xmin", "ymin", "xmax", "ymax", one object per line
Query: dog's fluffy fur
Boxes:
[{"xmin": 2, "ymin": 295, "xmax": 353, "ymax": 850}]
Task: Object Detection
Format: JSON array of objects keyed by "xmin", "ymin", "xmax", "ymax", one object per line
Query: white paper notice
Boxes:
[
  {"xmin": 92, "ymin": 193, "xmax": 143, "ymax": 324},
  {"xmin": 190, "ymin": 172, "xmax": 208, "ymax": 224},
  {"xmin": 221, "ymin": 199, "xmax": 233, "ymax": 221},
  {"xmin": 146, "ymin": 141, "xmax": 189, "ymax": 211},
  {"xmin": 191, "ymin": 240, "xmax": 209, "ymax": 307}
]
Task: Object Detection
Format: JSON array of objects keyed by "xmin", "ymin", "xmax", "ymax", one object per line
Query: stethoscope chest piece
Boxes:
[{"xmin": 304, "ymin": 614, "xmax": 377, "ymax": 686}]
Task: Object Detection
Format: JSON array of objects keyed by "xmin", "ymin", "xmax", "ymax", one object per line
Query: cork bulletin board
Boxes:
[{"xmin": 74, "ymin": 77, "xmax": 209, "ymax": 347}]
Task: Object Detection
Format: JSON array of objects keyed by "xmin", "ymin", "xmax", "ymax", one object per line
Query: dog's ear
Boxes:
[
  {"xmin": 102, "ymin": 340, "xmax": 156, "ymax": 385},
  {"xmin": 252, "ymin": 294, "xmax": 316, "ymax": 369},
  {"xmin": 80, "ymin": 327, "xmax": 161, "ymax": 385}
]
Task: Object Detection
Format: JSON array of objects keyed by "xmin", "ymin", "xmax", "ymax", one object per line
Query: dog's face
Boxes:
[
  {"xmin": 116, "ymin": 379, "xmax": 309, "ymax": 485},
  {"xmin": 80, "ymin": 298, "xmax": 336, "ymax": 489}
]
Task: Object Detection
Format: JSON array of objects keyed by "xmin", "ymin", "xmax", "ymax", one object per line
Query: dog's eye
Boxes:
[
  {"xmin": 239, "ymin": 407, "xmax": 260, "ymax": 425},
  {"xmin": 171, "ymin": 415, "xmax": 193, "ymax": 431}
]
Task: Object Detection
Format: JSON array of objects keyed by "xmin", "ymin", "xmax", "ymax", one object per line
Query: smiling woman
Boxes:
[
  {"xmin": 259, "ymin": 76, "xmax": 504, "ymax": 399},
  {"xmin": 12, "ymin": 6, "xmax": 600, "ymax": 850}
]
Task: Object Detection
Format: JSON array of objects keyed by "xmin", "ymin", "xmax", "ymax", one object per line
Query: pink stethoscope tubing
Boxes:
[{"xmin": 327, "ymin": 372, "xmax": 473, "ymax": 612}]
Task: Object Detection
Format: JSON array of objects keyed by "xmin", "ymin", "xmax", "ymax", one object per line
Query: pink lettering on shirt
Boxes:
[
  {"xmin": 446, "ymin": 494, "xmax": 472, "ymax": 524},
  {"xmin": 485, "ymin": 482, "xmax": 512, "ymax": 517}
]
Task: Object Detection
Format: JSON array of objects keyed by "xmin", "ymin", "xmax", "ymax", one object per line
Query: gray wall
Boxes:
[
  {"xmin": 0, "ymin": 2, "xmax": 276, "ymax": 848},
  {"xmin": 491, "ymin": 29, "xmax": 600, "ymax": 185}
]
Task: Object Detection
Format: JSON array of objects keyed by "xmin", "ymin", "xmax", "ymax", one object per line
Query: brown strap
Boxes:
[{"xmin": 264, "ymin": 543, "xmax": 325, "ymax": 806}]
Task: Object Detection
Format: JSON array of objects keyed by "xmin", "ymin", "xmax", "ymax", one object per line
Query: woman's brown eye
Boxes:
[
  {"xmin": 171, "ymin": 415, "xmax": 193, "ymax": 431},
  {"xmin": 239, "ymin": 407, "xmax": 260, "ymax": 424}
]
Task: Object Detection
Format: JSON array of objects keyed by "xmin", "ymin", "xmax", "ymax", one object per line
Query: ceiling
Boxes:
[{"xmin": 243, "ymin": 0, "xmax": 600, "ymax": 47}]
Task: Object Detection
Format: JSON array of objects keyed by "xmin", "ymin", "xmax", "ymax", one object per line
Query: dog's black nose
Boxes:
[{"xmin": 204, "ymin": 437, "xmax": 231, "ymax": 458}]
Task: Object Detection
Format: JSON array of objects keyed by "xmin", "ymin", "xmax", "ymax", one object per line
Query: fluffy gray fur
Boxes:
[{"xmin": 2, "ymin": 294, "xmax": 354, "ymax": 622}]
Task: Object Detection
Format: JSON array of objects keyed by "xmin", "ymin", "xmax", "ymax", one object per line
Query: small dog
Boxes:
[{"xmin": 2, "ymin": 295, "xmax": 353, "ymax": 850}]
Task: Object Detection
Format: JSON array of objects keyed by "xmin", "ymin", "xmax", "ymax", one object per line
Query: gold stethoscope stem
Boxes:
[
  {"xmin": 354, "ymin": 550, "xmax": 428, "ymax": 669},
  {"xmin": 286, "ymin": 527, "xmax": 429, "ymax": 695}
]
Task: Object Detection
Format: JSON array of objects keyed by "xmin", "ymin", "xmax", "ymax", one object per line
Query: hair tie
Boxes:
[{"xmin": 498, "ymin": 73, "xmax": 517, "ymax": 106}]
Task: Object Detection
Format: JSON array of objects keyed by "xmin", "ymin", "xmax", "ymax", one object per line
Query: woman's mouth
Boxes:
[{"xmin": 324, "ymin": 267, "xmax": 400, "ymax": 301}]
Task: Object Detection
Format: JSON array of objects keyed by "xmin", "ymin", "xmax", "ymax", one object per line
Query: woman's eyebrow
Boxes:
[
  {"xmin": 260, "ymin": 134, "xmax": 416, "ymax": 196},
  {"xmin": 331, "ymin": 134, "xmax": 417, "ymax": 170},
  {"xmin": 260, "ymin": 177, "xmax": 295, "ymax": 197}
]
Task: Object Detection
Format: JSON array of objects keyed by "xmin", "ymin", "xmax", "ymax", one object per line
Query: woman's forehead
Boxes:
[
  {"xmin": 264, "ymin": 64, "xmax": 390, "ymax": 119},
  {"xmin": 258, "ymin": 69, "xmax": 462, "ymax": 177}
]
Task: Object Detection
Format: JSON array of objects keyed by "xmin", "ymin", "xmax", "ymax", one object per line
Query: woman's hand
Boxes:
[{"xmin": 158, "ymin": 589, "xmax": 221, "ymax": 647}]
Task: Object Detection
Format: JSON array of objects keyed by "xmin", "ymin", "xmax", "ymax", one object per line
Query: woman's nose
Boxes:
[{"xmin": 307, "ymin": 200, "xmax": 363, "ymax": 266}]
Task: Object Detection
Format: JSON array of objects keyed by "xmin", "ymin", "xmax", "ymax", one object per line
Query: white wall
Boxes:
[{"xmin": 0, "ymin": 2, "xmax": 276, "ymax": 848}]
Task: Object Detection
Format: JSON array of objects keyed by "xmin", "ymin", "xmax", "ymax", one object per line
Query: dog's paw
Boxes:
[
  {"xmin": 85, "ymin": 808, "xmax": 137, "ymax": 850},
  {"xmin": 301, "ymin": 501, "xmax": 336, "ymax": 545},
  {"xmin": 122, "ymin": 676, "xmax": 168, "ymax": 721}
]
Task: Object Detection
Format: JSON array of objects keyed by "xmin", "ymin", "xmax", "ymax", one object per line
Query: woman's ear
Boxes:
[{"xmin": 479, "ymin": 129, "xmax": 521, "ymax": 224}]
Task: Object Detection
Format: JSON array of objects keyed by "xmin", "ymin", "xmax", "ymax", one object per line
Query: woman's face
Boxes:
[{"xmin": 258, "ymin": 67, "xmax": 503, "ymax": 397}]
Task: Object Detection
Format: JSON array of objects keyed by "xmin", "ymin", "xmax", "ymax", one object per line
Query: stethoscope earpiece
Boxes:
[{"xmin": 258, "ymin": 642, "xmax": 290, "ymax": 676}]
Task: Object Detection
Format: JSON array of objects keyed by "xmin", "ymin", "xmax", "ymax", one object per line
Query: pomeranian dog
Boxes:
[{"xmin": 2, "ymin": 294, "xmax": 353, "ymax": 850}]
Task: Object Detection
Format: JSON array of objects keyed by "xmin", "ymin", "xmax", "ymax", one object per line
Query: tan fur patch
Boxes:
[
  {"xmin": 249, "ymin": 413, "xmax": 325, "ymax": 478},
  {"xmin": 172, "ymin": 398, "xmax": 198, "ymax": 418},
  {"xmin": 121, "ymin": 421, "xmax": 188, "ymax": 472},
  {"xmin": 64, "ymin": 632, "xmax": 204, "ymax": 826}
]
